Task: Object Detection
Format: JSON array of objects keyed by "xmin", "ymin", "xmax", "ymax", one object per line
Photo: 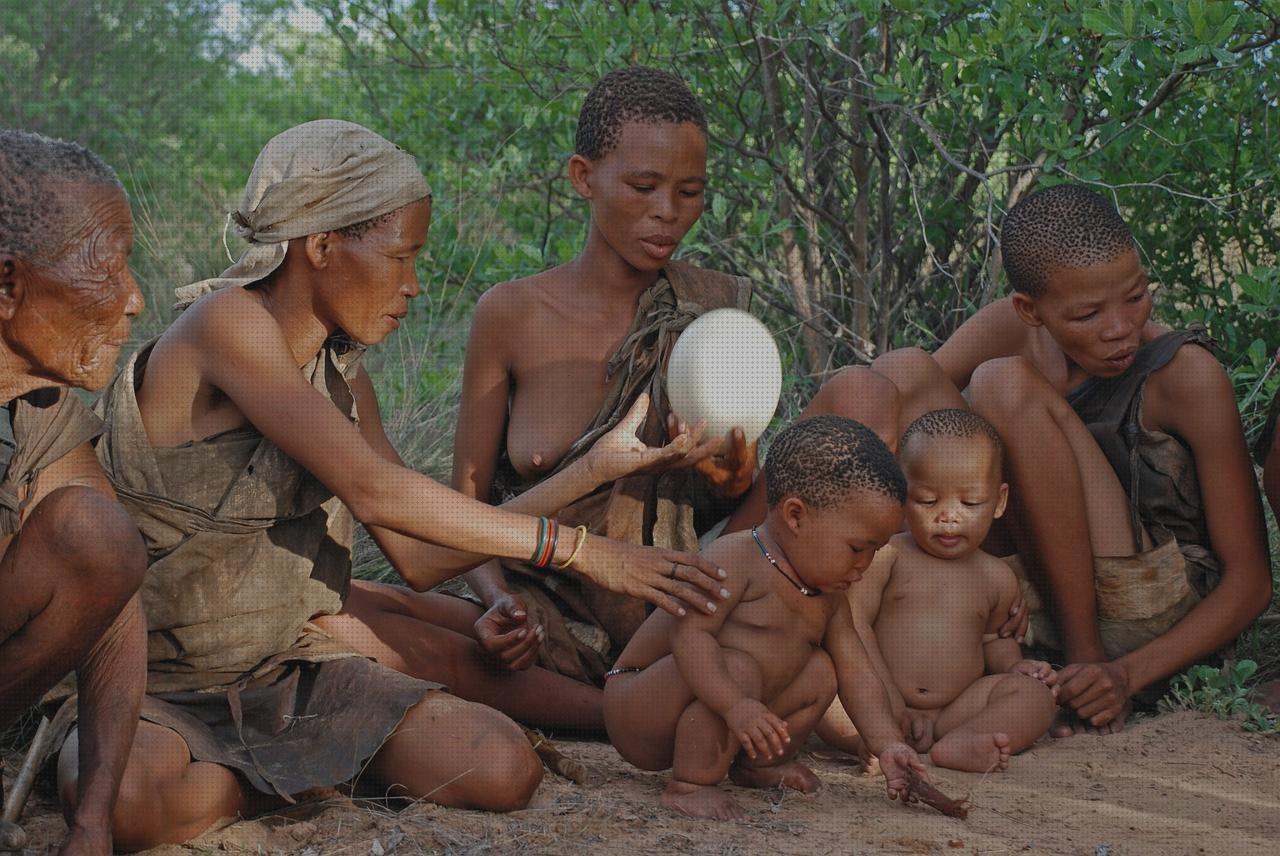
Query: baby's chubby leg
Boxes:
[
  {"xmin": 606, "ymin": 649, "xmax": 770, "ymax": 820},
  {"xmin": 604, "ymin": 655, "xmax": 697, "ymax": 772},
  {"xmin": 730, "ymin": 648, "xmax": 836, "ymax": 794},
  {"xmin": 930, "ymin": 673, "xmax": 1056, "ymax": 773}
]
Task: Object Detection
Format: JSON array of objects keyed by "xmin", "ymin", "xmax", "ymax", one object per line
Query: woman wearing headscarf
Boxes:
[{"xmin": 54, "ymin": 120, "xmax": 729, "ymax": 849}]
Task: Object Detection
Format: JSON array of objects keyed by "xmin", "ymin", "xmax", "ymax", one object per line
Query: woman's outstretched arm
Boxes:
[{"xmin": 186, "ymin": 290, "xmax": 727, "ymax": 616}]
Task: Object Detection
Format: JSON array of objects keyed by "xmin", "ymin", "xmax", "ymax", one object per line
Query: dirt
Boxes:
[{"xmin": 6, "ymin": 711, "xmax": 1278, "ymax": 856}]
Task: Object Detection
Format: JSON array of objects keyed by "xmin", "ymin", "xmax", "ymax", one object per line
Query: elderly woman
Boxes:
[
  {"xmin": 54, "ymin": 120, "xmax": 727, "ymax": 850},
  {"xmin": 0, "ymin": 129, "xmax": 147, "ymax": 855}
]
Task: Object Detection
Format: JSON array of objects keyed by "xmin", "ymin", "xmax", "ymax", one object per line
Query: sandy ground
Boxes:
[{"xmin": 6, "ymin": 710, "xmax": 1278, "ymax": 856}]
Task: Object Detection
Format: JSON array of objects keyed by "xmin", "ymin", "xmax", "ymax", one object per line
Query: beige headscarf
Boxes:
[{"xmin": 175, "ymin": 120, "xmax": 430, "ymax": 310}]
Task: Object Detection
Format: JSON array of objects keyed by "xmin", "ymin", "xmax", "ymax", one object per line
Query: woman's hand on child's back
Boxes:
[
  {"xmin": 571, "ymin": 535, "xmax": 730, "ymax": 618},
  {"xmin": 725, "ymin": 698, "xmax": 790, "ymax": 762},
  {"xmin": 474, "ymin": 592, "xmax": 543, "ymax": 671},
  {"xmin": 877, "ymin": 742, "xmax": 929, "ymax": 802}
]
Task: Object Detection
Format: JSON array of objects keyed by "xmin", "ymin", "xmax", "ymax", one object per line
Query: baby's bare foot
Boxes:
[
  {"xmin": 662, "ymin": 780, "xmax": 750, "ymax": 821},
  {"xmin": 930, "ymin": 732, "xmax": 1011, "ymax": 773},
  {"xmin": 730, "ymin": 759, "xmax": 821, "ymax": 793}
]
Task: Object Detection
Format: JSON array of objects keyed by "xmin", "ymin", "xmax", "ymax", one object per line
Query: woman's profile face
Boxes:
[
  {"xmin": 14, "ymin": 183, "xmax": 144, "ymax": 390},
  {"xmin": 322, "ymin": 196, "xmax": 431, "ymax": 347},
  {"xmin": 574, "ymin": 120, "xmax": 707, "ymax": 274}
]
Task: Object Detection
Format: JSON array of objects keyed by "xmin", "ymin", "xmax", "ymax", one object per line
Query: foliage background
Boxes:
[{"xmin": 3, "ymin": 0, "xmax": 1278, "ymax": 684}]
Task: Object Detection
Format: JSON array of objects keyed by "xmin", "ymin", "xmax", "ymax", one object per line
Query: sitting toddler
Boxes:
[
  {"xmin": 821, "ymin": 408, "xmax": 1057, "ymax": 772},
  {"xmin": 604, "ymin": 416, "xmax": 928, "ymax": 820}
]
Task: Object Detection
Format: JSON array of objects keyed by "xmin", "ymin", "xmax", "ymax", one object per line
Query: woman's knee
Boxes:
[
  {"xmin": 807, "ymin": 366, "xmax": 901, "ymax": 445},
  {"xmin": 969, "ymin": 357, "xmax": 1045, "ymax": 421},
  {"xmin": 34, "ymin": 486, "xmax": 145, "ymax": 605},
  {"xmin": 58, "ymin": 725, "xmax": 166, "ymax": 851},
  {"xmin": 455, "ymin": 709, "xmax": 543, "ymax": 812}
]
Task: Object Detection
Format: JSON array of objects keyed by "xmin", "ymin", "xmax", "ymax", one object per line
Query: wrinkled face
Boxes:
[
  {"xmin": 787, "ymin": 489, "xmax": 903, "ymax": 593},
  {"xmin": 1015, "ymin": 248, "xmax": 1153, "ymax": 379},
  {"xmin": 575, "ymin": 120, "xmax": 707, "ymax": 273},
  {"xmin": 901, "ymin": 434, "xmax": 1008, "ymax": 561},
  {"xmin": 322, "ymin": 197, "xmax": 430, "ymax": 347},
  {"xmin": 4, "ymin": 183, "xmax": 144, "ymax": 390}
]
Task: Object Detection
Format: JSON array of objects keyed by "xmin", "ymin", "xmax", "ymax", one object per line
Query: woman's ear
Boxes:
[
  {"xmin": 568, "ymin": 154, "xmax": 594, "ymax": 200},
  {"xmin": 0, "ymin": 256, "xmax": 29, "ymax": 321},
  {"xmin": 303, "ymin": 232, "xmax": 332, "ymax": 270},
  {"xmin": 1010, "ymin": 292, "xmax": 1043, "ymax": 328}
]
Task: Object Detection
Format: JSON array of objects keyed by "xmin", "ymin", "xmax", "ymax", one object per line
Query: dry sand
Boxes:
[{"xmin": 8, "ymin": 711, "xmax": 1278, "ymax": 855}]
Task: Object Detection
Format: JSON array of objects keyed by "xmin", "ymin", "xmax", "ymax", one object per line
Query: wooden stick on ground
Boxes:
[{"xmin": 906, "ymin": 769, "xmax": 970, "ymax": 819}]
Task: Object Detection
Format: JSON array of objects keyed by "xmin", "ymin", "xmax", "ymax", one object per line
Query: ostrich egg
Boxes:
[{"xmin": 667, "ymin": 309, "xmax": 782, "ymax": 445}]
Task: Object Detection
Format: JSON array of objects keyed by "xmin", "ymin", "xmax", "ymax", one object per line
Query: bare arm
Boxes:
[
  {"xmin": 1118, "ymin": 347, "xmax": 1272, "ymax": 688},
  {"xmin": 188, "ymin": 293, "xmax": 724, "ymax": 615},
  {"xmin": 933, "ymin": 299, "xmax": 1029, "ymax": 391},
  {"xmin": 826, "ymin": 600, "xmax": 925, "ymax": 798},
  {"xmin": 847, "ymin": 544, "xmax": 906, "ymax": 717},
  {"xmin": 27, "ymin": 440, "xmax": 145, "ymax": 854},
  {"xmin": 670, "ymin": 557, "xmax": 751, "ymax": 717},
  {"xmin": 351, "ymin": 368, "xmax": 679, "ymax": 590},
  {"xmin": 981, "ymin": 556, "xmax": 1027, "ymax": 675}
]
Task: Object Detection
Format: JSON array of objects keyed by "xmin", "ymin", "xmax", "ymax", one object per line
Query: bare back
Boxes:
[{"xmin": 618, "ymin": 531, "xmax": 836, "ymax": 702}]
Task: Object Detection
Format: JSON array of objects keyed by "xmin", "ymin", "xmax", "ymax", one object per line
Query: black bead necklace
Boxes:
[{"xmin": 751, "ymin": 526, "xmax": 822, "ymax": 597}]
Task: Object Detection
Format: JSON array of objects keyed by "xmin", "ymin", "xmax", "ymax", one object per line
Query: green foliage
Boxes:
[
  {"xmin": 1, "ymin": 0, "xmax": 367, "ymax": 341},
  {"xmin": 309, "ymin": 0, "xmax": 1280, "ymax": 386},
  {"xmin": 1158, "ymin": 660, "xmax": 1280, "ymax": 733}
]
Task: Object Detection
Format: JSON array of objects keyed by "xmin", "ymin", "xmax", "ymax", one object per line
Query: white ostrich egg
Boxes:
[{"xmin": 667, "ymin": 309, "xmax": 782, "ymax": 445}]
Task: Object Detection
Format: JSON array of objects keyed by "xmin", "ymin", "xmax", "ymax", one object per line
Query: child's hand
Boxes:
[
  {"xmin": 725, "ymin": 698, "xmax": 790, "ymax": 761},
  {"xmin": 1011, "ymin": 659, "xmax": 1058, "ymax": 695},
  {"xmin": 877, "ymin": 742, "xmax": 927, "ymax": 801}
]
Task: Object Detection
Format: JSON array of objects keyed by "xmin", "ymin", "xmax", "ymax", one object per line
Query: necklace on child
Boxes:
[{"xmin": 751, "ymin": 526, "xmax": 822, "ymax": 597}]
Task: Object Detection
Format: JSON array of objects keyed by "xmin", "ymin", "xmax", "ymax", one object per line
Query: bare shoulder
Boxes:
[
  {"xmin": 470, "ymin": 267, "xmax": 572, "ymax": 348},
  {"xmin": 1145, "ymin": 341, "xmax": 1237, "ymax": 432},
  {"xmin": 704, "ymin": 530, "xmax": 768, "ymax": 598},
  {"xmin": 975, "ymin": 549, "xmax": 1018, "ymax": 594},
  {"xmin": 150, "ymin": 287, "xmax": 285, "ymax": 375}
]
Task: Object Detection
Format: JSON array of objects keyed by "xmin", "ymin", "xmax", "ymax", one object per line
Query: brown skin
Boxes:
[
  {"xmin": 819, "ymin": 435, "xmax": 1057, "ymax": 773},
  {"xmin": 59, "ymin": 194, "xmax": 735, "ymax": 848},
  {"xmin": 604, "ymin": 490, "xmax": 928, "ymax": 821},
  {"xmin": 449, "ymin": 120, "xmax": 754, "ymax": 709},
  {"xmin": 0, "ymin": 181, "xmax": 147, "ymax": 856},
  {"xmin": 448, "ymin": 116, "xmax": 993, "ymax": 706},
  {"xmin": 835, "ymin": 248, "xmax": 1271, "ymax": 733}
]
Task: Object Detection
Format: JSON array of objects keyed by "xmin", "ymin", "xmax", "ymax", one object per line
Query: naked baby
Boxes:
[
  {"xmin": 603, "ymin": 416, "xmax": 928, "ymax": 820},
  {"xmin": 821, "ymin": 409, "xmax": 1057, "ymax": 773}
]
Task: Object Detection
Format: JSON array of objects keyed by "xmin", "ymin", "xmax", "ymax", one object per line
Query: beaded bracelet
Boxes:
[
  {"xmin": 554, "ymin": 525, "xmax": 590, "ymax": 570},
  {"xmin": 530, "ymin": 517, "xmax": 548, "ymax": 565},
  {"xmin": 531, "ymin": 517, "xmax": 560, "ymax": 569}
]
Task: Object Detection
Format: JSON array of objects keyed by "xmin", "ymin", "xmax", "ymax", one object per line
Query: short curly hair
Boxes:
[
  {"xmin": 899, "ymin": 408, "xmax": 1003, "ymax": 469},
  {"xmin": 1001, "ymin": 184, "xmax": 1135, "ymax": 297},
  {"xmin": 0, "ymin": 128, "xmax": 123, "ymax": 265},
  {"xmin": 765, "ymin": 415, "xmax": 906, "ymax": 509},
  {"xmin": 574, "ymin": 67, "xmax": 707, "ymax": 160}
]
